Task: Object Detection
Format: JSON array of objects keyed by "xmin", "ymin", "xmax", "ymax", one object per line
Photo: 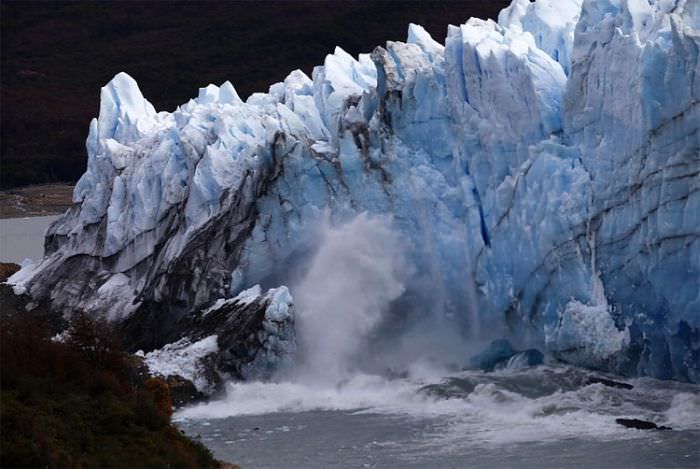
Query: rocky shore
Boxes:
[{"xmin": 0, "ymin": 183, "xmax": 74, "ymax": 219}]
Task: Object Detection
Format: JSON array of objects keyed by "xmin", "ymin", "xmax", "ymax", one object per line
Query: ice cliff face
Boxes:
[{"xmin": 13, "ymin": 0, "xmax": 699, "ymax": 382}]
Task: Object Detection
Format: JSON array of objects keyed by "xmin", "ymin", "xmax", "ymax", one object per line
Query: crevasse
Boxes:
[{"xmin": 11, "ymin": 0, "xmax": 699, "ymax": 382}]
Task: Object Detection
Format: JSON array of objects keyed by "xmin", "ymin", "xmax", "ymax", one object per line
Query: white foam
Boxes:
[
  {"xmin": 175, "ymin": 373, "xmax": 439, "ymax": 420},
  {"xmin": 663, "ymin": 392, "xmax": 700, "ymax": 430},
  {"xmin": 176, "ymin": 365, "xmax": 700, "ymax": 449}
]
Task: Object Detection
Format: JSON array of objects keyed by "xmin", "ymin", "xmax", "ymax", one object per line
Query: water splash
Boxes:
[{"xmin": 292, "ymin": 212, "xmax": 411, "ymax": 382}]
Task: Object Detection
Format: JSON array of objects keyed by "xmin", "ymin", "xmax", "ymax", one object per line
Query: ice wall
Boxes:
[{"xmin": 12, "ymin": 0, "xmax": 699, "ymax": 381}]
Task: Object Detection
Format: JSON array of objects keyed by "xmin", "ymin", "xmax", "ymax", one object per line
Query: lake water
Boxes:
[
  {"xmin": 0, "ymin": 215, "xmax": 58, "ymax": 264},
  {"xmin": 175, "ymin": 365, "xmax": 700, "ymax": 468}
]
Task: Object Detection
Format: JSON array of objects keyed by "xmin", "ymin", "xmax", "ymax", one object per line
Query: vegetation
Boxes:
[{"xmin": 0, "ymin": 307, "xmax": 223, "ymax": 468}]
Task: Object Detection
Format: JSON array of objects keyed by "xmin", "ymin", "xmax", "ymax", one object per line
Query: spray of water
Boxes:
[{"xmin": 292, "ymin": 212, "xmax": 411, "ymax": 382}]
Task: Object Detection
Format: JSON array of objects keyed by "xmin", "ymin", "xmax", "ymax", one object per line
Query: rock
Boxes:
[
  {"xmin": 0, "ymin": 284, "xmax": 26, "ymax": 317},
  {"xmin": 586, "ymin": 377, "xmax": 634, "ymax": 390},
  {"xmin": 136, "ymin": 285, "xmax": 295, "ymax": 393},
  {"xmin": 130, "ymin": 353, "xmax": 205, "ymax": 407},
  {"xmin": 177, "ymin": 286, "xmax": 295, "ymax": 382},
  {"xmin": 166, "ymin": 375, "xmax": 206, "ymax": 407},
  {"xmin": 615, "ymin": 418, "xmax": 671, "ymax": 431},
  {"xmin": 0, "ymin": 283, "xmax": 65, "ymax": 334},
  {"xmin": 0, "ymin": 262, "xmax": 20, "ymax": 283}
]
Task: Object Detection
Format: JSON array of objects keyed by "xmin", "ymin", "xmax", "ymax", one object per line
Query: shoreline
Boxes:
[{"xmin": 0, "ymin": 183, "xmax": 74, "ymax": 219}]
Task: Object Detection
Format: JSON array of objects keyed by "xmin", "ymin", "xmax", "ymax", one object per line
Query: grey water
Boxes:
[
  {"xmin": 175, "ymin": 365, "xmax": 700, "ymax": 468},
  {"xmin": 0, "ymin": 215, "xmax": 58, "ymax": 263}
]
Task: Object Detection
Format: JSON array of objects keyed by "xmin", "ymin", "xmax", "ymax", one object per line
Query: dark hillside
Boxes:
[
  {"xmin": 0, "ymin": 285, "xmax": 225, "ymax": 467},
  {"xmin": 1, "ymin": 0, "xmax": 508, "ymax": 188}
]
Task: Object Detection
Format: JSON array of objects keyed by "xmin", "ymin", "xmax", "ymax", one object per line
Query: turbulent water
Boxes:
[
  {"xmin": 175, "ymin": 365, "xmax": 700, "ymax": 468},
  {"xmin": 174, "ymin": 206, "xmax": 698, "ymax": 467}
]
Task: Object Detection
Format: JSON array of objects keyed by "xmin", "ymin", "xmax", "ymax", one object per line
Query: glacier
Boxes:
[{"xmin": 10, "ymin": 0, "xmax": 699, "ymax": 382}]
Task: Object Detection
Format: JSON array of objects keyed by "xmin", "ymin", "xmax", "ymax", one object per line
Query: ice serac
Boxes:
[
  {"xmin": 11, "ymin": 0, "xmax": 699, "ymax": 383},
  {"xmin": 498, "ymin": 0, "xmax": 583, "ymax": 75}
]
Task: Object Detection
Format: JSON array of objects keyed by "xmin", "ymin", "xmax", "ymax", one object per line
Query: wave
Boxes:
[{"xmin": 175, "ymin": 364, "xmax": 700, "ymax": 447}]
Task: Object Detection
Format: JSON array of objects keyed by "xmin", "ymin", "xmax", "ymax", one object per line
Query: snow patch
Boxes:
[
  {"xmin": 144, "ymin": 335, "xmax": 219, "ymax": 393},
  {"xmin": 203, "ymin": 284, "xmax": 262, "ymax": 316}
]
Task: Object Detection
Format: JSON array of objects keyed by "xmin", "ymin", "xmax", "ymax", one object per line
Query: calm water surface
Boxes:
[{"xmin": 0, "ymin": 215, "xmax": 58, "ymax": 263}]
